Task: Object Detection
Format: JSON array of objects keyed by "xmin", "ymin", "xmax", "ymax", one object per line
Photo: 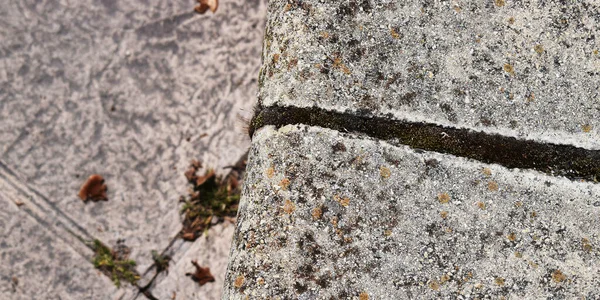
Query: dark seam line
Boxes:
[{"xmin": 249, "ymin": 105, "xmax": 600, "ymax": 182}]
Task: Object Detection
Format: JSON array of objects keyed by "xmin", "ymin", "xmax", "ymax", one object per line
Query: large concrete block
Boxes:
[
  {"xmin": 224, "ymin": 125, "xmax": 599, "ymax": 299},
  {"xmin": 258, "ymin": 0, "xmax": 599, "ymax": 148}
]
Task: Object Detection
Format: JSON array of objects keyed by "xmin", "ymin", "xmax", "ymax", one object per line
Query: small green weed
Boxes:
[{"xmin": 92, "ymin": 240, "xmax": 140, "ymax": 288}]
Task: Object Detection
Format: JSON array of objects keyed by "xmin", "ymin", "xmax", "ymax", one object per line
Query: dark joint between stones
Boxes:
[{"xmin": 249, "ymin": 105, "xmax": 600, "ymax": 182}]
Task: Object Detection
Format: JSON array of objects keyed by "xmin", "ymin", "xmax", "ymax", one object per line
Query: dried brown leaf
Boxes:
[
  {"xmin": 195, "ymin": 0, "xmax": 218, "ymax": 14},
  {"xmin": 196, "ymin": 169, "xmax": 215, "ymax": 186},
  {"xmin": 186, "ymin": 260, "xmax": 215, "ymax": 286},
  {"xmin": 78, "ymin": 174, "xmax": 108, "ymax": 202}
]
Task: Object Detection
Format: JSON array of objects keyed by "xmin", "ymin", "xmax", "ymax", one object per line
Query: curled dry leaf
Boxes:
[
  {"xmin": 78, "ymin": 174, "xmax": 108, "ymax": 202},
  {"xmin": 195, "ymin": 0, "xmax": 218, "ymax": 14},
  {"xmin": 196, "ymin": 169, "xmax": 215, "ymax": 186},
  {"xmin": 186, "ymin": 260, "xmax": 215, "ymax": 286}
]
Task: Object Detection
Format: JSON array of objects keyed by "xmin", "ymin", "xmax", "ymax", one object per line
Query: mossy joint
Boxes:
[
  {"xmin": 248, "ymin": 105, "xmax": 600, "ymax": 182},
  {"xmin": 91, "ymin": 240, "xmax": 140, "ymax": 288}
]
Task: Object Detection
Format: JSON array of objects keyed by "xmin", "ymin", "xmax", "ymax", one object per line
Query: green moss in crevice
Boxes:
[
  {"xmin": 92, "ymin": 240, "xmax": 140, "ymax": 288},
  {"xmin": 151, "ymin": 250, "xmax": 171, "ymax": 274},
  {"xmin": 180, "ymin": 158, "xmax": 244, "ymax": 241},
  {"xmin": 249, "ymin": 105, "xmax": 600, "ymax": 182}
]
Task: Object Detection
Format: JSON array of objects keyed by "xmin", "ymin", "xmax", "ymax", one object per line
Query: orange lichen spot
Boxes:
[
  {"xmin": 429, "ymin": 280, "xmax": 440, "ymax": 290},
  {"xmin": 495, "ymin": 277, "xmax": 505, "ymax": 286},
  {"xmin": 494, "ymin": 0, "xmax": 505, "ymax": 7},
  {"xmin": 340, "ymin": 197, "xmax": 350, "ymax": 207},
  {"xmin": 507, "ymin": 232, "xmax": 517, "ymax": 241},
  {"xmin": 527, "ymin": 92, "xmax": 535, "ymax": 102},
  {"xmin": 321, "ymin": 31, "xmax": 330, "ymax": 39},
  {"xmin": 475, "ymin": 283, "xmax": 484, "ymax": 289},
  {"xmin": 487, "ymin": 181, "xmax": 499, "ymax": 191},
  {"xmin": 530, "ymin": 211, "xmax": 537, "ymax": 218},
  {"xmin": 333, "ymin": 57, "xmax": 342, "ymax": 67},
  {"xmin": 503, "ymin": 63, "xmax": 515, "ymax": 76},
  {"xmin": 534, "ymin": 44, "xmax": 544, "ymax": 54},
  {"xmin": 477, "ymin": 201, "xmax": 486, "ymax": 210},
  {"xmin": 384, "ymin": 229, "xmax": 393, "ymax": 237},
  {"xmin": 78, "ymin": 174, "xmax": 108, "ymax": 202},
  {"xmin": 445, "ymin": 227, "xmax": 453, "ymax": 233},
  {"xmin": 440, "ymin": 211, "xmax": 449, "ymax": 219},
  {"xmin": 453, "ymin": 5, "xmax": 461, "ymax": 12},
  {"xmin": 333, "ymin": 56, "xmax": 352, "ymax": 75},
  {"xmin": 279, "ymin": 178, "xmax": 291, "ymax": 190},
  {"xmin": 380, "ymin": 166, "xmax": 391, "ymax": 178},
  {"xmin": 528, "ymin": 260, "xmax": 538, "ymax": 268},
  {"xmin": 284, "ymin": 3, "xmax": 292, "ymax": 11},
  {"xmin": 438, "ymin": 192, "xmax": 450, "ymax": 204},
  {"xmin": 475, "ymin": 38, "xmax": 481, "ymax": 43},
  {"xmin": 552, "ymin": 270, "xmax": 566, "ymax": 283},
  {"xmin": 464, "ymin": 272, "xmax": 473, "ymax": 283},
  {"xmin": 272, "ymin": 54, "xmax": 280, "ymax": 64},
  {"xmin": 351, "ymin": 155, "xmax": 364, "ymax": 165},
  {"xmin": 283, "ymin": 199, "xmax": 296, "ymax": 214},
  {"xmin": 311, "ymin": 207, "xmax": 322, "ymax": 219},
  {"xmin": 288, "ymin": 58, "xmax": 298, "ymax": 70},
  {"xmin": 359, "ymin": 292, "xmax": 369, "ymax": 300},
  {"xmin": 390, "ymin": 28, "xmax": 401, "ymax": 39},
  {"xmin": 234, "ymin": 275, "xmax": 245, "ymax": 288},
  {"xmin": 440, "ymin": 274, "xmax": 450, "ymax": 283},
  {"xmin": 582, "ymin": 124, "xmax": 592, "ymax": 133},
  {"xmin": 594, "ymin": 49, "xmax": 599, "ymax": 55},
  {"xmin": 331, "ymin": 216, "xmax": 338, "ymax": 227},
  {"xmin": 582, "ymin": 238, "xmax": 593, "ymax": 252},
  {"xmin": 334, "ymin": 194, "xmax": 350, "ymax": 207},
  {"xmin": 341, "ymin": 65, "xmax": 352, "ymax": 75},
  {"xmin": 515, "ymin": 201, "xmax": 523, "ymax": 208},
  {"xmin": 266, "ymin": 167, "xmax": 275, "ymax": 178},
  {"xmin": 514, "ymin": 251, "xmax": 523, "ymax": 258},
  {"xmin": 508, "ymin": 17, "xmax": 515, "ymax": 24},
  {"xmin": 257, "ymin": 277, "xmax": 265, "ymax": 285},
  {"xmin": 482, "ymin": 167, "xmax": 492, "ymax": 176}
]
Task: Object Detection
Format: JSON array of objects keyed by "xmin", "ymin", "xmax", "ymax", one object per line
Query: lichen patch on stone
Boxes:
[
  {"xmin": 234, "ymin": 275, "xmax": 245, "ymax": 288},
  {"xmin": 438, "ymin": 192, "xmax": 450, "ymax": 204},
  {"xmin": 283, "ymin": 199, "xmax": 296, "ymax": 214},
  {"xmin": 379, "ymin": 166, "xmax": 391, "ymax": 178}
]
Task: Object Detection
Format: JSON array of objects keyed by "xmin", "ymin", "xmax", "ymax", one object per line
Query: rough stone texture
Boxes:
[
  {"xmin": 224, "ymin": 125, "xmax": 600, "ymax": 299},
  {"xmin": 259, "ymin": 0, "xmax": 600, "ymax": 149},
  {"xmin": 0, "ymin": 0, "xmax": 266, "ymax": 298}
]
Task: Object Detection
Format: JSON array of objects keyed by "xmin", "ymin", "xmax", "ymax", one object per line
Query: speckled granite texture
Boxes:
[
  {"xmin": 258, "ymin": 0, "xmax": 600, "ymax": 149},
  {"xmin": 0, "ymin": 0, "xmax": 265, "ymax": 298},
  {"xmin": 223, "ymin": 2, "xmax": 600, "ymax": 298},
  {"xmin": 224, "ymin": 125, "xmax": 600, "ymax": 299}
]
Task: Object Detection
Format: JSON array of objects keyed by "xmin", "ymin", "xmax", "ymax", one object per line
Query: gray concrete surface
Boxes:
[
  {"xmin": 225, "ymin": 125, "xmax": 600, "ymax": 299},
  {"xmin": 0, "ymin": 162, "xmax": 137, "ymax": 300},
  {"xmin": 143, "ymin": 221, "xmax": 236, "ymax": 300},
  {"xmin": 224, "ymin": 0, "xmax": 600, "ymax": 299},
  {"xmin": 1, "ymin": 0, "xmax": 266, "ymax": 298},
  {"xmin": 259, "ymin": 0, "xmax": 600, "ymax": 149}
]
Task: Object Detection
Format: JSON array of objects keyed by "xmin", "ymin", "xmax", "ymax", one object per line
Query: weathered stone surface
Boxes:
[
  {"xmin": 0, "ymin": 0, "xmax": 265, "ymax": 293},
  {"xmin": 224, "ymin": 125, "xmax": 600, "ymax": 299},
  {"xmin": 259, "ymin": 0, "xmax": 600, "ymax": 149}
]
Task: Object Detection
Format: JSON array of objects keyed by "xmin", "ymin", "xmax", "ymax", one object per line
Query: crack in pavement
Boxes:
[{"xmin": 249, "ymin": 105, "xmax": 600, "ymax": 182}]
